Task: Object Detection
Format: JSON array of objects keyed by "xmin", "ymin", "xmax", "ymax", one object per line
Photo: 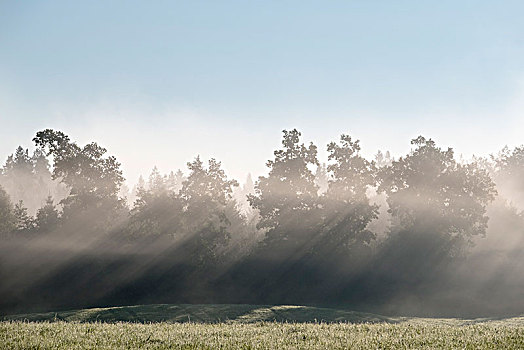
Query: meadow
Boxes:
[{"xmin": 2, "ymin": 304, "xmax": 524, "ymax": 349}]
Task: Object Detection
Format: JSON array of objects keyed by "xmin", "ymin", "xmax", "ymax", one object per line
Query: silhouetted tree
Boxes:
[
  {"xmin": 378, "ymin": 136, "xmax": 496, "ymax": 266},
  {"xmin": 249, "ymin": 129, "xmax": 321, "ymax": 254},
  {"xmin": 180, "ymin": 156, "xmax": 239, "ymax": 265},
  {"xmin": 127, "ymin": 168, "xmax": 185, "ymax": 238},
  {"xmin": 128, "ymin": 182, "xmax": 183, "ymax": 239},
  {"xmin": 320, "ymin": 134, "xmax": 378, "ymax": 257},
  {"xmin": 33, "ymin": 129, "xmax": 126, "ymax": 231},
  {"xmin": 1, "ymin": 128, "xmax": 523, "ymax": 317}
]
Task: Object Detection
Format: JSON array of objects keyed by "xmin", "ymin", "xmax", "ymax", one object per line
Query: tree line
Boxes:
[{"xmin": 0, "ymin": 129, "xmax": 523, "ymax": 316}]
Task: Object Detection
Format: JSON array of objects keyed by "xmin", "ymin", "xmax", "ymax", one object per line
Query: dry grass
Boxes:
[
  {"xmin": 2, "ymin": 304, "xmax": 523, "ymax": 349},
  {"xmin": 2, "ymin": 320, "xmax": 524, "ymax": 349}
]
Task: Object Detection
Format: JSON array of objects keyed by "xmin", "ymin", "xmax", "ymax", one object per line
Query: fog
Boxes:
[{"xmin": 1, "ymin": 128, "xmax": 524, "ymax": 318}]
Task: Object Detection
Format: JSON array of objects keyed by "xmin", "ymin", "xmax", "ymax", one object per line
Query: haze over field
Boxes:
[
  {"xmin": 1, "ymin": 1, "xmax": 524, "ymax": 322},
  {"xmin": 0, "ymin": 127, "xmax": 524, "ymax": 317}
]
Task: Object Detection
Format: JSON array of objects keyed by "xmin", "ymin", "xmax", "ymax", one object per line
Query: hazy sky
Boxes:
[{"xmin": 1, "ymin": 1, "xmax": 524, "ymax": 184}]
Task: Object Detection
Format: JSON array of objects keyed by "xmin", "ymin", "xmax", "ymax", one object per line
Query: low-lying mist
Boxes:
[{"xmin": 1, "ymin": 128, "xmax": 524, "ymax": 318}]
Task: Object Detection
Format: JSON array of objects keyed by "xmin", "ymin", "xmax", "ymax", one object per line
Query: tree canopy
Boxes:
[
  {"xmin": 379, "ymin": 136, "xmax": 496, "ymax": 255},
  {"xmin": 33, "ymin": 129, "xmax": 125, "ymax": 226},
  {"xmin": 249, "ymin": 129, "xmax": 321, "ymax": 252}
]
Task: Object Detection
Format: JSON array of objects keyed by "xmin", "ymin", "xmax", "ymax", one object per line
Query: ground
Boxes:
[{"xmin": 2, "ymin": 304, "xmax": 524, "ymax": 349}]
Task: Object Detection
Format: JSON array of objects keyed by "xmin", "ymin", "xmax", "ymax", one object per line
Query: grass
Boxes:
[
  {"xmin": 2, "ymin": 304, "xmax": 524, "ymax": 349},
  {"xmin": 2, "ymin": 304, "xmax": 397, "ymax": 324}
]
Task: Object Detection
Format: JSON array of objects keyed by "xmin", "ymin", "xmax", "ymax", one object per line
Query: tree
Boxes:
[
  {"xmin": 181, "ymin": 157, "xmax": 238, "ymax": 207},
  {"xmin": 375, "ymin": 150, "xmax": 393, "ymax": 168},
  {"xmin": 226, "ymin": 174, "xmax": 263, "ymax": 258},
  {"xmin": 321, "ymin": 134, "xmax": 378, "ymax": 256},
  {"xmin": 0, "ymin": 146, "xmax": 61, "ymax": 216},
  {"xmin": 32, "ymin": 148, "xmax": 51, "ymax": 177},
  {"xmin": 249, "ymin": 129, "xmax": 320, "ymax": 251},
  {"xmin": 118, "ymin": 182, "xmax": 131, "ymax": 209},
  {"xmin": 314, "ymin": 163, "xmax": 329, "ymax": 195},
  {"xmin": 491, "ymin": 145, "xmax": 524, "ymax": 210},
  {"xmin": 33, "ymin": 129, "xmax": 125, "ymax": 230},
  {"xmin": 378, "ymin": 136, "xmax": 496, "ymax": 256},
  {"xmin": 128, "ymin": 189, "xmax": 183, "ymax": 239},
  {"xmin": 13, "ymin": 200, "xmax": 34, "ymax": 233},
  {"xmin": 1, "ymin": 147, "xmax": 32, "ymax": 211},
  {"xmin": 0, "ymin": 185, "xmax": 15, "ymax": 236},
  {"xmin": 128, "ymin": 169, "xmax": 183, "ymax": 239},
  {"xmin": 148, "ymin": 166, "xmax": 166, "ymax": 195},
  {"xmin": 137, "ymin": 175, "xmax": 146, "ymax": 191},
  {"xmin": 244, "ymin": 173, "xmax": 255, "ymax": 195},
  {"xmin": 34, "ymin": 196, "xmax": 60, "ymax": 233},
  {"xmin": 233, "ymin": 173, "xmax": 255, "ymax": 214},
  {"xmin": 4, "ymin": 146, "xmax": 32, "ymax": 174},
  {"xmin": 179, "ymin": 156, "xmax": 239, "ymax": 265},
  {"xmin": 166, "ymin": 169, "xmax": 185, "ymax": 194}
]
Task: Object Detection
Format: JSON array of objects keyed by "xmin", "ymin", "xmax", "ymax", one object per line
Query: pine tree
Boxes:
[
  {"xmin": 13, "ymin": 200, "xmax": 34, "ymax": 232},
  {"xmin": 166, "ymin": 169, "xmax": 185, "ymax": 193},
  {"xmin": 137, "ymin": 175, "xmax": 146, "ymax": 190},
  {"xmin": 35, "ymin": 196, "xmax": 60, "ymax": 233},
  {"xmin": 148, "ymin": 166, "xmax": 166, "ymax": 195}
]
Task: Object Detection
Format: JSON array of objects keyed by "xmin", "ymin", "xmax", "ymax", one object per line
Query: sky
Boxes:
[{"xmin": 1, "ymin": 1, "xmax": 524, "ymax": 184}]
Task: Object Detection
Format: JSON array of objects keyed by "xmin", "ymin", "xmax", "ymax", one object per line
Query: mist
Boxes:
[{"xmin": 0, "ymin": 128, "xmax": 523, "ymax": 318}]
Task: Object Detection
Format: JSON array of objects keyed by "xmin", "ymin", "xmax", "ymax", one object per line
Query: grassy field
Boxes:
[{"xmin": 2, "ymin": 304, "xmax": 524, "ymax": 349}]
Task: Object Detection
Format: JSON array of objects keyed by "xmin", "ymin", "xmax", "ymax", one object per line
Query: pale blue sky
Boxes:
[{"xmin": 1, "ymin": 1, "xmax": 524, "ymax": 183}]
